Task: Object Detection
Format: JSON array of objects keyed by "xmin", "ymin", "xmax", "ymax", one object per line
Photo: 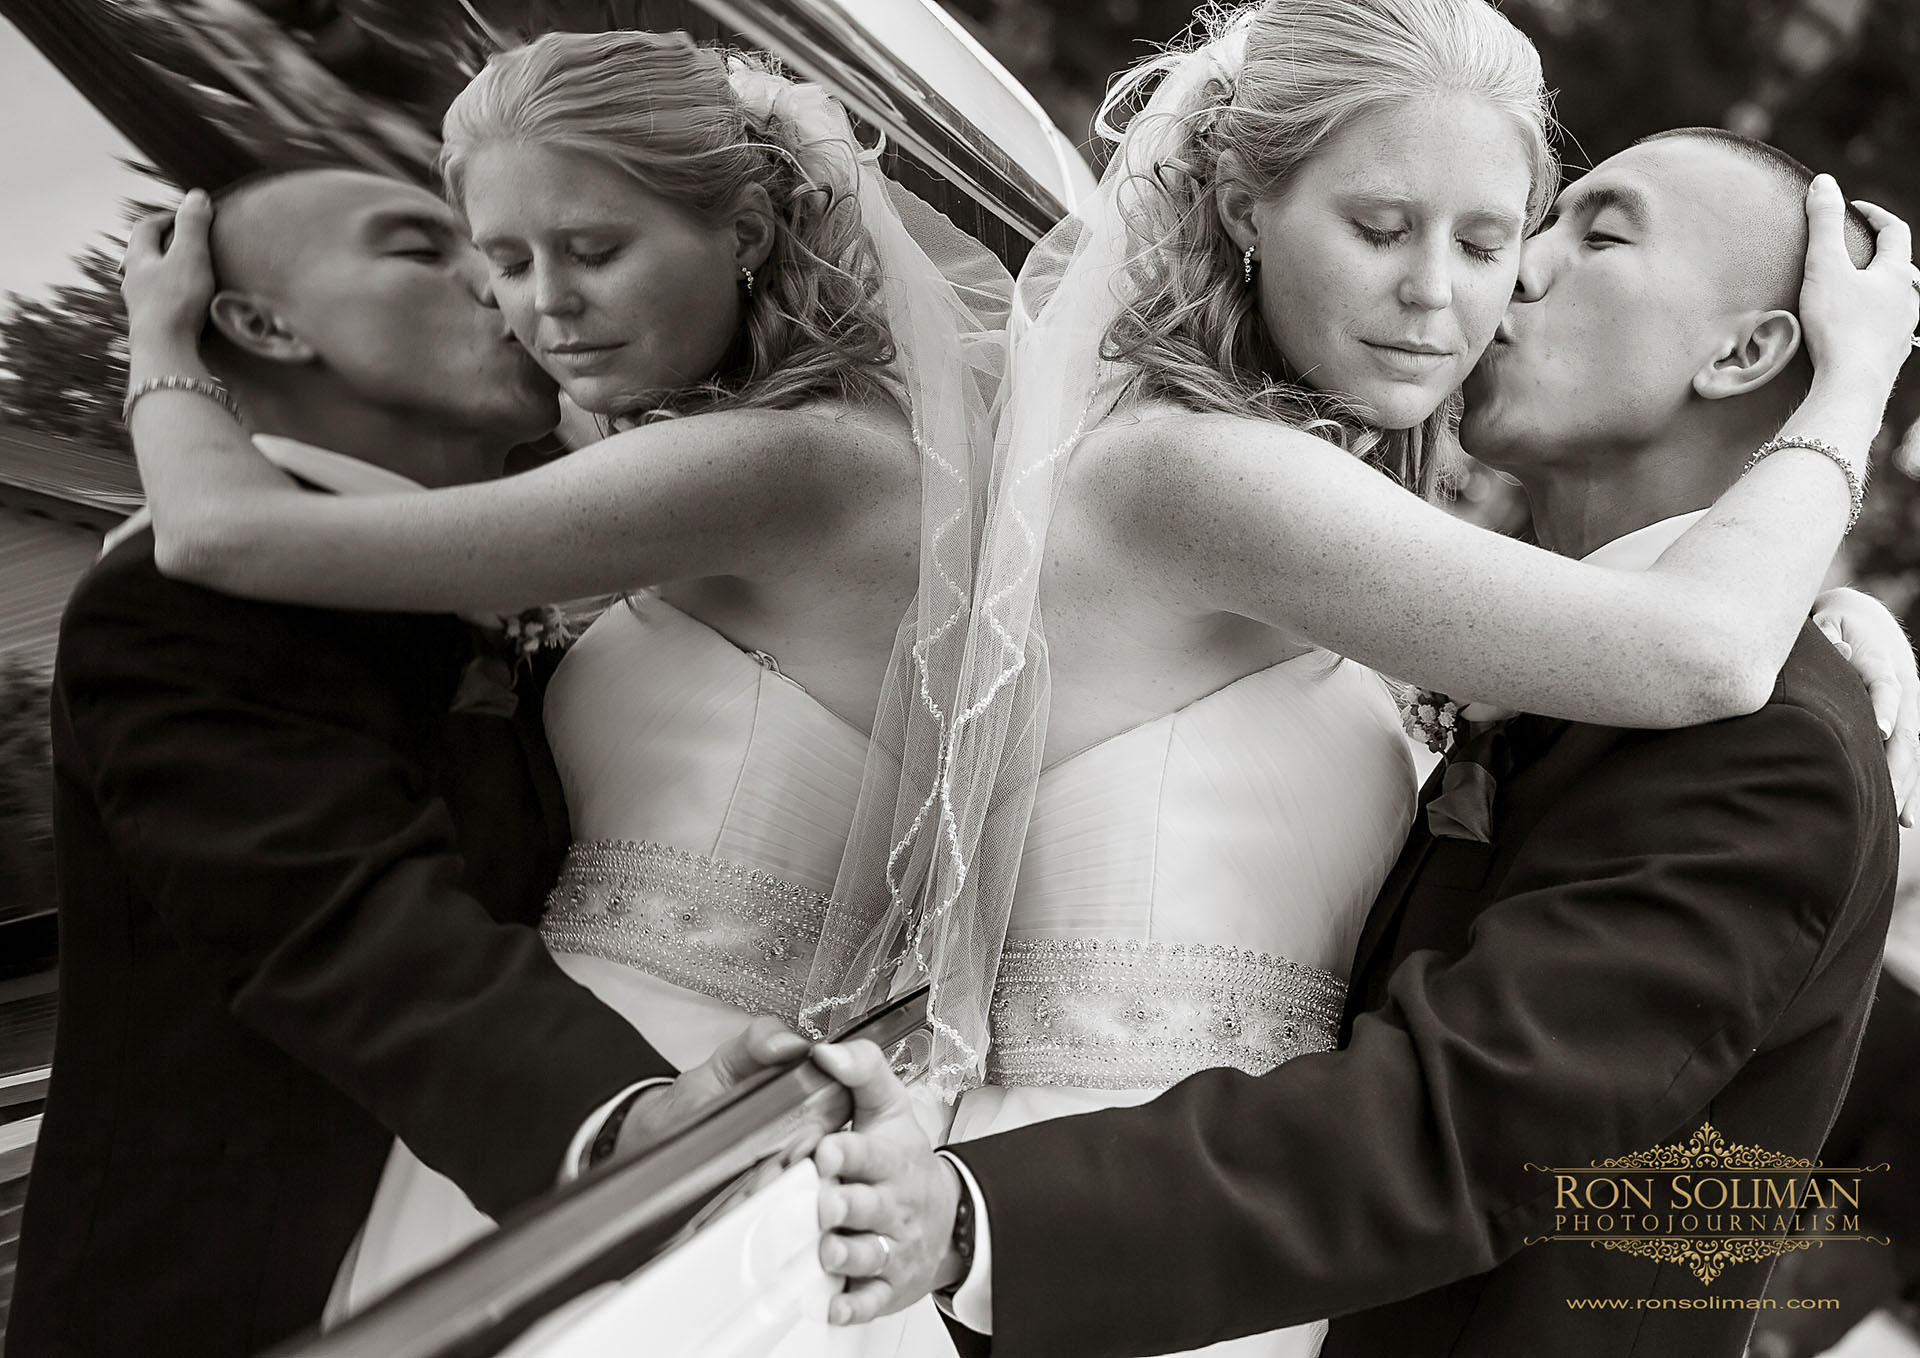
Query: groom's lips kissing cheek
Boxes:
[{"xmin": 1458, "ymin": 315, "xmax": 1537, "ymax": 460}]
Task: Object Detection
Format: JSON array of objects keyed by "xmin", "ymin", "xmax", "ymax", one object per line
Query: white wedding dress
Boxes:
[
  {"xmin": 331, "ymin": 592, "xmax": 943, "ymax": 1356},
  {"xmin": 943, "ymin": 650, "xmax": 1419, "ymax": 1358},
  {"xmin": 335, "ymin": 602, "xmax": 1415, "ymax": 1358}
]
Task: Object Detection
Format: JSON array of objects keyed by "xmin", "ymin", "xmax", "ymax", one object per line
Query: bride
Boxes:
[
  {"xmin": 801, "ymin": 2, "xmax": 1919, "ymax": 1354},
  {"xmin": 116, "ymin": 27, "xmax": 1007, "ymax": 1329}
]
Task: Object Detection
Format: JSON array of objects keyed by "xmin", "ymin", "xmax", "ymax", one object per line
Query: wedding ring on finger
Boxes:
[{"xmin": 873, "ymin": 1233, "xmax": 893, "ymax": 1272}]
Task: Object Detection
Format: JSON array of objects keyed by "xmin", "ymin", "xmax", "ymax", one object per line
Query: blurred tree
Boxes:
[
  {"xmin": 0, "ymin": 243, "xmax": 133, "ymax": 459},
  {"xmin": 0, "ymin": 657, "xmax": 54, "ymax": 921}
]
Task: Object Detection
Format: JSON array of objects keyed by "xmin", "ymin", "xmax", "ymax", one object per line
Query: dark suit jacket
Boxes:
[
  {"xmin": 9, "ymin": 533, "xmax": 672, "ymax": 1358},
  {"xmin": 954, "ymin": 623, "xmax": 1897, "ymax": 1358}
]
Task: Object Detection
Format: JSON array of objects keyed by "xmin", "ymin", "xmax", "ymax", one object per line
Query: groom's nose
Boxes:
[
  {"xmin": 1512, "ymin": 233, "xmax": 1552, "ymax": 304},
  {"xmin": 454, "ymin": 245, "xmax": 499, "ymax": 307}
]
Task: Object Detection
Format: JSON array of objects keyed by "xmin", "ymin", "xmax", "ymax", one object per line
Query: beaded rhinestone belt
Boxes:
[
  {"xmin": 984, "ymin": 937, "xmax": 1348, "ymax": 1089},
  {"xmin": 539, "ymin": 839, "xmax": 855, "ymax": 1023}
]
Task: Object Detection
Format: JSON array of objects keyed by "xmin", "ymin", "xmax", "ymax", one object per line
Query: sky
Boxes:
[{"xmin": 2, "ymin": 17, "xmax": 159, "ymax": 304}]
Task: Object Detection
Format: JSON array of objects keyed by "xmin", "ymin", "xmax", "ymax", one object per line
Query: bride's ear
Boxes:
[
  {"xmin": 729, "ymin": 183, "xmax": 777, "ymax": 276},
  {"xmin": 206, "ymin": 291, "xmax": 315, "ymax": 364},
  {"xmin": 1215, "ymin": 179, "xmax": 1260, "ymax": 257}
]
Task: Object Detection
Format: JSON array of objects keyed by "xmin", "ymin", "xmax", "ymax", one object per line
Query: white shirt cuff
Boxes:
[
  {"xmin": 560, "ymin": 1077, "xmax": 673, "ymax": 1183},
  {"xmin": 935, "ymin": 1149, "xmax": 994, "ymax": 1335}
]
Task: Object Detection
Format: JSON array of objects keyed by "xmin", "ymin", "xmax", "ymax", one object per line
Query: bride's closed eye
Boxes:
[
  {"xmin": 1352, "ymin": 221, "xmax": 1408, "ymax": 249},
  {"xmin": 1352, "ymin": 221, "xmax": 1505, "ymax": 264}
]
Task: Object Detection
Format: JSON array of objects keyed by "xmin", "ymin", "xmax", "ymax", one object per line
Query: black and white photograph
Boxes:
[{"xmin": 3, "ymin": 1, "xmax": 1920, "ymax": 1356}]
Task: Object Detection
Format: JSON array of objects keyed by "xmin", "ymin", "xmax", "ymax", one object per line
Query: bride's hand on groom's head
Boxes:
[
  {"xmin": 811, "ymin": 1041, "xmax": 963, "ymax": 1324},
  {"xmin": 615, "ymin": 1016, "xmax": 810, "ymax": 1157},
  {"xmin": 1797, "ymin": 175, "xmax": 1916, "ymax": 396},
  {"xmin": 123, "ymin": 189, "xmax": 217, "ymax": 345}
]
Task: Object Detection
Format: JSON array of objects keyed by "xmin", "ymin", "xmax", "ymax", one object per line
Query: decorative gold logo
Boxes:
[{"xmin": 1523, "ymin": 1122, "xmax": 1889, "ymax": 1284}]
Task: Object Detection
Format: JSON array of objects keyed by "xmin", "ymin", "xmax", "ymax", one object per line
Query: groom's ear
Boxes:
[
  {"xmin": 1691, "ymin": 309, "xmax": 1803, "ymax": 402},
  {"xmin": 206, "ymin": 291, "xmax": 316, "ymax": 365},
  {"xmin": 729, "ymin": 183, "xmax": 777, "ymax": 276}
]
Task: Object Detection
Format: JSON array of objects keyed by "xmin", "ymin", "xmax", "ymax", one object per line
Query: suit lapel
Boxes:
[
  {"xmin": 510, "ymin": 648, "xmax": 573, "ymax": 854},
  {"xmin": 1346, "ymin": 715, "xmax": 1578, "ymax": 1011},
  {"xmin": 1347, "ymin": 767, "xmax": 1446, "ymax": 1012},
  {"xmin": 1504, "ymin": 713, "xmax": 1573, "ymax": 771}
]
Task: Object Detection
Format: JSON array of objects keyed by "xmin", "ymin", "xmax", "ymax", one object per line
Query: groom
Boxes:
[
  {"xmin": 808, "ymin": 131, "xmax": 1903, "ymax": 1357},
  {"xmin": 10, "ymin": 170, "xmax": 799, "ymax": 1357}
]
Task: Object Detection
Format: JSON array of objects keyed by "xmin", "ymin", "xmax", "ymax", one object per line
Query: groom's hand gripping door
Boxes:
[
  {"xmin": 810, "ymin": 1040, "xmax": 974, "ymax": 1324},
  {"xmin": 562, "ymin": 1018, "xmax": 816, "ymax": 1181}
]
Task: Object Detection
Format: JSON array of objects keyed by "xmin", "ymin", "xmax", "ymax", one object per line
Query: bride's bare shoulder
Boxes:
[
  {"xmin": 633, "ymin": 398, "xmax": 918, "ymax": 499},
  {"xmin": 1064, "ymin": 403, "xmax": 1341, "ymax": 518}
]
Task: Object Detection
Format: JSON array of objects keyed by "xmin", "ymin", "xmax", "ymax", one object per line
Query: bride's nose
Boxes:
[{"xmin": 532, "ymin": 261, "xmax": 584, "ymax": 318}]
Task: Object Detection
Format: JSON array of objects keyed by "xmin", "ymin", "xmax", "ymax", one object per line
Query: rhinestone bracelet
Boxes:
[
  {"xmin": 122, "ymin": 374, "xmax": 244, "ymax": 427},
  {"xmin": 1741, "ymin": 435, "xmax": 1866, "ymax": 532}
]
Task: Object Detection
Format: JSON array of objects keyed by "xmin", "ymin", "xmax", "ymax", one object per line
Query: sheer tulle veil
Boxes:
[
  {"xmin": 801, "ymin": 18, "xmax": 1257, "ymax": 1096},
  {"xmin": 729, "ymin": 63, "xmax": 1017, "ymax": 1072}
]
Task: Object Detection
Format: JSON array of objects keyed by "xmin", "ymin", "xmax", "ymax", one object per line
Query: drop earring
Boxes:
[
  {"xmin": 740, "ymin": 266, "xmax": 756, "ymax": 297},
  {"xmin": 1242, "ymin": 245, "xmax": 1257, "ymax": 285}
]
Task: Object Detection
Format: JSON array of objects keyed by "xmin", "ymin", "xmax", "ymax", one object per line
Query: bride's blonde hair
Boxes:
[
  {"xmin": 1103, "ymin": 0, "xmax": 1557, "ymax": 499},
  {"xmin": 439, "ymin": 30, "xmax": 898, "ymax": 422}
]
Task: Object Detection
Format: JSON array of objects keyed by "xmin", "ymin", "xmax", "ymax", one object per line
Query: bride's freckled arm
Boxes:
[
  {"xmin": 1098, "ymin": 402, "xmax": 1869, "ymax": 730},
  {"xmin": 128, "ymin": 357, "xmax": 908, "ymax": 615}
]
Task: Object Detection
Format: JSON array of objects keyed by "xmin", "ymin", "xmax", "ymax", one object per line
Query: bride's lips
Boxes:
[
  {"xmin": 1361, "ymin": 340, "xmax": 1454, "ymax": 374},
  {"xmin": 542, "ymin": 340, "xmax": 628, "ymax": 371}
]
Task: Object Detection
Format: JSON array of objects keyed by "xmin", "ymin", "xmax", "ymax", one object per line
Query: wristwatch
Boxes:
[{"xmin": 583, "ymin": 1084, "xmax": 652, "ymax": 1173}]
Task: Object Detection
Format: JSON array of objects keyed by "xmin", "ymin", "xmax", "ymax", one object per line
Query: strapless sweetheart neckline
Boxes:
[
  {"xmin": 625, "ymin": 592, "xmax": 876, "ymax": 742},
  {"xmin": 1043, "ymin": 647, "xmax": 1332, "ymax": 773}
]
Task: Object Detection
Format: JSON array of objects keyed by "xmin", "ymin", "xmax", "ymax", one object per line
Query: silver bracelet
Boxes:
[
  {"xmin": 122, "ymin": 374, "xmax": 244, "ymax": 427},
  {"xmin": 1741, "ymin": 435, "xmax": 1866, "ymax": 532}
]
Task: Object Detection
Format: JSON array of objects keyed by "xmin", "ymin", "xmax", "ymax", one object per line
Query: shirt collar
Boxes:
[
  {"xmin": 102, "ymin": 436, "xmax": 423, "ymax": 559},
  {"xmin": 1578, "ymin": 509, "xmax": 1710, "ymax": 572},
  {"xmin": 250, "ymin": 435, "xmax": 426, "ymax": 495}
]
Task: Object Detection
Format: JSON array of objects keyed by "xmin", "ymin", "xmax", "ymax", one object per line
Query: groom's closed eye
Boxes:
[
  {"xmin": 366, "ymin": 212, "xmax": 462, "ymax": 261},
  {"xmin": 386, "ymin": 230, "xmax": 449, "ymax": 261}
]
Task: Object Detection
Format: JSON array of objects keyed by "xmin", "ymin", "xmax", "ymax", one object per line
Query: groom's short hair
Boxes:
[
  {"xmin": 199, "ymin": 168, "xmax": 334, "ymax": 366},
  {"xmin": 1633, "ymin": 128, "xmax": 1875, "ymax": 309},
  {"xmin": 203, "ymin": 165, "xmax": 360, "ymax": 303},
  {"xmin": 198, "ymin": 166, "xmax": 413, "ymax": 376}
]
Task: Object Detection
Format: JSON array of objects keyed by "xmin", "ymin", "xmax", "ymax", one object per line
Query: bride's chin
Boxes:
[
  {"xmin": 556, "ymin": 377, "xmax": 639, "ymax": 419},
  {"xmin": 1355, "ymin": 384, "xmax": 1452, "ymax": 432}
]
